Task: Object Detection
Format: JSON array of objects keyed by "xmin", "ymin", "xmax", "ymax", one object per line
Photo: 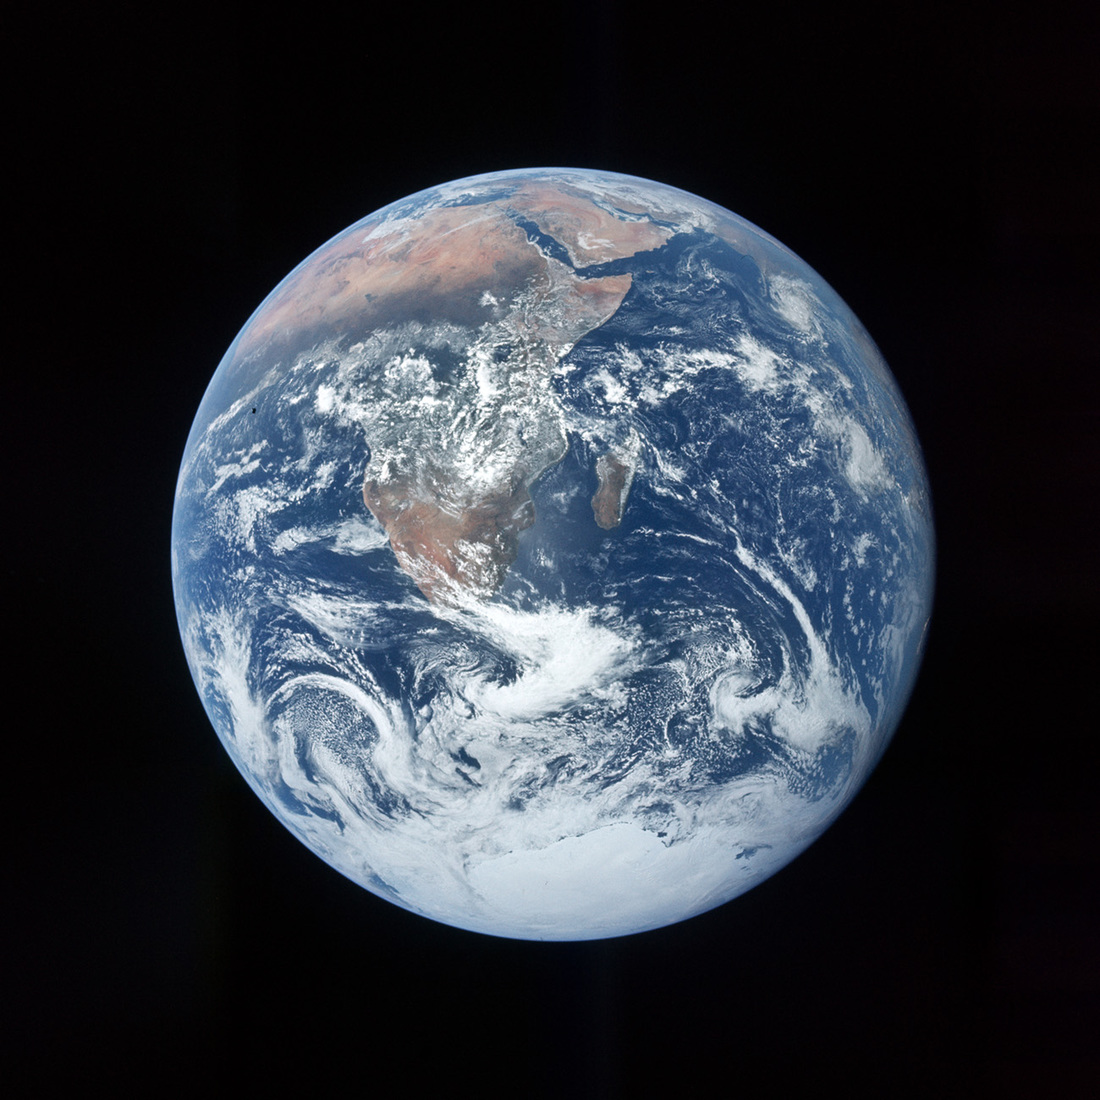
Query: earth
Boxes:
[{"xmin": 172, "ymin": 168, "xmax": 934, "ymax": 940}]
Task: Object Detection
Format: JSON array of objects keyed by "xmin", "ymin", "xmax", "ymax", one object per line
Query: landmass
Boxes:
[
  {"xmin": 508, "ymin": 181, "xmax": 674, "ymax": 268},
  {"xmin": 363, "ymin": 476, "xmax": 536, "ymax": 605},
  {"xmin": 592, "ymin": 453, "xmax": 631, "ymax": 530},
  {"xmin": 233, "ymin": 178, "xmax": 673, "ymax": 363},
  {"xmin": 360, "ymin": 260, "xmax": 632, "ymax": 605},
  {"xmin": 235, "ymin": 204, "xmax": 544, "ymax": 358},
  {"xmin": 248, "ymin": 176, "xmax": 665, "ymax": 605}
]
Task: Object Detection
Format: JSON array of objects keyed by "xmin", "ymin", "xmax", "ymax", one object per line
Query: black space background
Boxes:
[{"xmin": 9, "ymin": 1, "xmax": 1098, "ymax": 1092}]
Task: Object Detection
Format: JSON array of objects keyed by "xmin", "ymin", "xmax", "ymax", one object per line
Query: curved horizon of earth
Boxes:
[{"xmin": 172, "ymin": 168, "xmax": 934, "ymax": 940}]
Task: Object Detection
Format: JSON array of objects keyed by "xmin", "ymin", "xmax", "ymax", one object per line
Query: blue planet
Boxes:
[{"xmin": 172, "ymin": 168, "xmax": 933, "ymax": 939}]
